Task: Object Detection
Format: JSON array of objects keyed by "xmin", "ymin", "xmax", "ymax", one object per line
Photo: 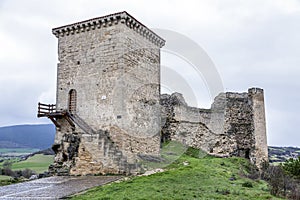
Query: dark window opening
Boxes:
[
  {"xmin": 245, "ymin": 149, "xmax": 250, "ymax": 159},
  {"xmin": 68, "ymin": 89, "xmax": 77, "ymax": 114}
]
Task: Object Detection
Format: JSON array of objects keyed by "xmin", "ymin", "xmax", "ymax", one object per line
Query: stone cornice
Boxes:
[{"xmin": 52, "ymin": 11, "xmax": 165, "ymax": 48}]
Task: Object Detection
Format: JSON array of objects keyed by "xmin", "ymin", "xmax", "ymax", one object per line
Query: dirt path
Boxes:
[{"xmin": 0, "ymin": 176, "xmax": 121, "ymax": 199}]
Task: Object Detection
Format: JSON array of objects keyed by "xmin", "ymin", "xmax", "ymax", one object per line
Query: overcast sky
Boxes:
[{"xmin": 0, "ymin": 0, "xmax": 299, "ymax": 147}]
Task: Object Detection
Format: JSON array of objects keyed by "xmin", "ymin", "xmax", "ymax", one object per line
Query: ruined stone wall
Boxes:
[
  {"xmin": 161, "ymin": 88, "xmax": 268, "ymax": 167},
  {"xmin": 222, "ymin": 92, "xmax": 255, "ymax": 159},
  {"xmin": 161, "ymin": 93, "xmax": 233, "ymax": 155},
  {"xmin": 248, "ymin": 88, "xmax": 268, "ymax": 167}
]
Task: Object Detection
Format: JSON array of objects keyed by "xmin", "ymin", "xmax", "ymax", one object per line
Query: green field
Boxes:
[
  {"xmin": 11, "ymin": 154, "xmax": 54, "ymax": 174},
  {"xmin": 0, "ymin": 148, "xmax": 40, "ymax": 156},
  {"xmin": 71, "ymin": 148, "xmax": 281, "ymax": 200},
  {"xmin": 0, "ymin": 175, "xmax": 11, "ymax": 181},
  {"xmin": 0, "ymin": 148, "xmax": 39, "ymax": 153}
]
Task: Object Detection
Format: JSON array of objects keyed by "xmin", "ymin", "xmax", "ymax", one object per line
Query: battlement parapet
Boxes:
[{"xmin": 52, "ymin": 11, "xmax": 165, "ymax": 48}]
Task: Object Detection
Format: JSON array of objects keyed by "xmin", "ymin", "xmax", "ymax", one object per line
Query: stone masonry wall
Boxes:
[
  {"xmin": 161, "ymin": 88, "xmax": 268, "ymax": 167},
  {"xmin": 161, "ymin": 93, "xmax": 234, "ymax": 155},
  {"xmin": 222, "ymin": 92, "xmax": 255, "ymax": 160},
  {"xmin": 51, "ymin": 12, "xmax": 165, "ymax": 175},
  {"xmin": 249, "ymin": 88, "xmax": 268, "ymax": 167}
]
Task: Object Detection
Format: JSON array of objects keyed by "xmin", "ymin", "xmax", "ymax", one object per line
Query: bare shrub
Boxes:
[
  {"xmin": 260, "ymin": 163, "xmax": 300, "ymax": 199},
  {"xmin": 22, "ymin": 169, "xmax": 35, "ymax": 179}
]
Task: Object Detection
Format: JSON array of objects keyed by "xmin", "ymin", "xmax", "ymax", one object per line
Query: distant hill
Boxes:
[
  {"xmin": 269, "ymin": 146, "xmax": 300, "ymax": 163},
  {"xmin": 0, "ymin": 124, "xmax": 55, "ymax": 150}
]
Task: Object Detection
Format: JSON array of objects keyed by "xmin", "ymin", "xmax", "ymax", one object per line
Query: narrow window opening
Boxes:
[
  {"xmin": 245, "ymin": 149, "xmax": 250, "ymax": 159},
  {"xmin": 68, "ymin": 89, "xmax": 77, "ymax": 114}
]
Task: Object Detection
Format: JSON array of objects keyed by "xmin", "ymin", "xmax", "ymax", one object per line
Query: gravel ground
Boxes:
[{"xmin": 0, "ymin": 176, "xmax": 121, "ymax": 200}]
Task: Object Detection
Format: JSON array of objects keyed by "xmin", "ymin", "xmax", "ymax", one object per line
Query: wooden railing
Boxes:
[
  {"xmin": 37, "ymin": 103, "xmax": 96, "ymax": 134},
  {"xmin": 37, "ymin": 103, "xmax": 56, "ymax": 117}
]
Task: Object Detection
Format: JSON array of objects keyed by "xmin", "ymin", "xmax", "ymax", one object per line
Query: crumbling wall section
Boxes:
[
  {"xmin": 248, "ymin": 88, "xmax": 268, "ymax": 167},
  {"xmin": 161, "ymin": 93, "xmax": 234, "ymax": 155},
  {"xmin": 223, "ymin": 92, "xmax": 255, "ymax": 160},
  {"xmin": 161, "ymin": 88, "xmax": 268, "ymax": 167}
]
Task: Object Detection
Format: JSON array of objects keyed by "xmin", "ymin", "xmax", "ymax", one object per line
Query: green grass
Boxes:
[
  {"xmin": 0, "ymin": 175, "xmax": 11, "ymax": 181},
  {"xmin": 0, "ymin": 175, "xmax": 18, "ymax": 186},
  {"xmin": 0, "ymin": 177, "xmax": 21, "ymax": 186},
  {"xmin": 71, "ymin": 147, "xmax": 282, "ymax": 200},
  {"xmin": 0, "ymin": 148, "xmax": 39, "ymax": 154},
  {"xmin": 11, "ymin": 154, "xmax": 54, "ymax": 174},
  {"xmin": 0, "ymin": 157, "xmax": 21, "ymax": 163},
  {"xmin": 0, "ymin": 148, "xmax": 40, "ymax": 159}
]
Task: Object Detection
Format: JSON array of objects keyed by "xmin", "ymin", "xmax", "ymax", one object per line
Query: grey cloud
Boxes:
[{"xmin": 0, "ymin": 0, "xmax": 299, "ymax": 147}]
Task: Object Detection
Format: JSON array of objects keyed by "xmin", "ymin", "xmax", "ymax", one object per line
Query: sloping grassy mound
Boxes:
[
  {"xmin": 11, "ymin": 154, "xmax": 54, "ymax": 173},
  {"xmin": 72, "ymin": 147, "xmax": 281, "ymax": 200}
]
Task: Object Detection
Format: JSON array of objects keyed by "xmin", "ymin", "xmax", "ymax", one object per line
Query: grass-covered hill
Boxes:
[
  {"xmin": 71, "ymin": 146, "xmax": 281, "ymax": 200},
  {"xmin": 0, "ymin": 124, "xmax": 55, "ymax": 149},
  {"xmin": 9, "ymin": 154, "xmax": 54, "ymax": 174}
]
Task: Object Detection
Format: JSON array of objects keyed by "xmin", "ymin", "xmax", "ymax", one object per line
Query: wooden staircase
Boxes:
[
  {"xmin": 37, "ymin": 103, "xmax": 74, "ymax": 129},
  {"xmin": 67, "ymin": 114, "xmax": 96, "ymax": 134}
]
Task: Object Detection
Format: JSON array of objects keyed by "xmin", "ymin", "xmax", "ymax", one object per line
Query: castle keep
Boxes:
[{"xmin": 38, "ymin": 12, "xmax": 268, "ymax": 175}]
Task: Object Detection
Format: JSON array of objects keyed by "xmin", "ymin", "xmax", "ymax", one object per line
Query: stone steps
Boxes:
[
  {"xmin": 83, "ymin": 130, "xmax": 140, "ymax": 175},
  {"xmin": 52, "ymin": 113, "xmax": 141, "ymax": 175},
  {"xmin": 101, "ymin": 133, "xmax": 140, "ymax": 174}
]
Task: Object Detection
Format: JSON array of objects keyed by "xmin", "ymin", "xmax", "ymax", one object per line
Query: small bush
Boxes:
[
  {"xmin": 185, "ymin": 147, "xmax": 204, "ymax": 158},
  {"xmin": 282, "ymin": 157, "xmax": 300, "ymax": 179},
  {"xmin": 239, "ymin": 161, "xmax": 260, "ymax": 180},
  {"xmin": 22, "ymin": 169, "xmax": 35, "ymax": 179},
  {"xmin": 242, "ymin": 181, "xmax": 253, "ymax": 188},
  {"xmin": 2, "ymin": 160, "xmax": 12, "ymax": 169},
  {"xmin": 216, "ymin": 188, "xmax": 230, "ymax": 195},
  {"xmin": 260, "ymin": 163, "xmax": 300, "ymax": 199},
  {"xmin": 1, "ymin": 167, "xmax": 15, "ymax": 177},
  {"xmin": 1, "ymin": 160, "xmax": 14, "ymax": 177}
]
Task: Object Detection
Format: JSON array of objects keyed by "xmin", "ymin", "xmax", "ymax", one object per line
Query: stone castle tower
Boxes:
[
  {"xmin": 39, "ymin": 11, "xmax": 165, "ymax": 175},
  {"xmin": 38, "ymin": 11, "xmax": 268, "ymax": 175}
]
